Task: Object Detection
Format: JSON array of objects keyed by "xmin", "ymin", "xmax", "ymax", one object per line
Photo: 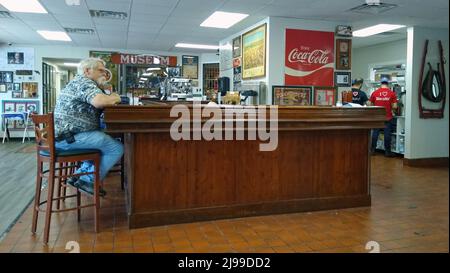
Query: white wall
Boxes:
[
  {"xmin": 352, "ymin": 39, "xmax": 407, "ymax": 83},
  {"xmin": 405, "ymin": 26, "xmax": 449, "ymax": 159}
]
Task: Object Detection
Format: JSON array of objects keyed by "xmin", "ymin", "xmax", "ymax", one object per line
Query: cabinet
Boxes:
[{"xmin": 368, "ymin": 63, "xmax": 406, "ymax": 155}]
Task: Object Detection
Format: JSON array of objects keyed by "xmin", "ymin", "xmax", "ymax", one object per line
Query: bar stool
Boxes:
[{"xmin": 30, "ymin": 113, "xmax": 102, "ymax": 244}]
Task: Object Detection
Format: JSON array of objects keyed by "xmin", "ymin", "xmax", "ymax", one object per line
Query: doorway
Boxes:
[{"xmin": 42, "ymin": 58, "xmax": 79, "ymax": 113}]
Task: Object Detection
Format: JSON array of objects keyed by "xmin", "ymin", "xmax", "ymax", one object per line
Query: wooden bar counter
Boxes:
[{"xmin": 103, "ymin": 105, "xmax": 385, "ymax": 228}]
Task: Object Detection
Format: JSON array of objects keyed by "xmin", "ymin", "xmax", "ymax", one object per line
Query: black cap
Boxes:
[{"xmin": 380, "ymin": 77, "xmax": 390, "ymax": 84}]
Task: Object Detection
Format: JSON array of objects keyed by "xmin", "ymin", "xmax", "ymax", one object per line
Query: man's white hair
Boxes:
[{"xmin": 77, "ymin": 57, "xmax": 105, "ymax": 75}]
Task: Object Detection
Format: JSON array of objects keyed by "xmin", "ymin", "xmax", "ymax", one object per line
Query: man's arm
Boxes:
[{"xmin": 91, "ymin": 93, "xmax": 121, "ymax": 109}]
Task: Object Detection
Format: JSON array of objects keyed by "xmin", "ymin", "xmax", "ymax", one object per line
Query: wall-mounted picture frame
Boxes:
[
  {"xmin": 313, "ymin": 86, "xmax": 337, "ymax": 106},
  {"xmin": 7, "ymin": 52, "xmax": 24, "ymax": 64},
  {"xmin": 12, "ymin": 91, "xmax": 22, "ymax": 98},
  {"xmin": 182, "ymin": 55, "xmax": 199, "ymax": 79},
  {"xmin": 15, "ymin": 70, "xmax": 33, "ymax": 76},
  {"xmin": 336, "ymin": 39, "xmax": 352, "ymax": 70},
  {"xmin": 335, "ymin": 25, "xmax": 352, "ymax": 37},
  {"xmin": 13, "ymin": 83, "xmax": 21, "ymax": 91},
  {"xmin": 242, "ymin": 23, "xmax": 266, "ymax": 79},
  {"xmin": 0, "ymin": 71, "xmax": 14, "ymax": 83},
  {"xmin": 22, "ymin": 82, "xmax": 38, "ymax": 98},
  {"xmin": 6, "ymin": 83, "xmax": 13, "ymax": 91},
  {"xmin": 272, "ymin": 85, "xmax": 312, "ymax": 106},
  {"xmin": 0, "ymin": 83, "xmax": 6, "ymax": 93},
  {"xmin": 232, "ymin": 35, "xmax": 241, "ymax": 58},
  {"xmin": 335, "ymin": 72, "xmax": 351, "ymax": 87}
]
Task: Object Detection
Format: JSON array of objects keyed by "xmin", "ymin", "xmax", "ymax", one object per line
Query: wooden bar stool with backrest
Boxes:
[{"xmin": 30, "ymin": 113, "xmax": 102, "ymax": 244}]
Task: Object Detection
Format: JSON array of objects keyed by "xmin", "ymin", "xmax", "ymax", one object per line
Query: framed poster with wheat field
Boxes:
[{"xmin": 242, "ymin": 23, "xmax": 266, "ymax": 79}]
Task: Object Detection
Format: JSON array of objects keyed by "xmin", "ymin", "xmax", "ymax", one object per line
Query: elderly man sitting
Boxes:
[{"xmin": 54, "ymin": 57, "xmax": 123, "ymax": 196}]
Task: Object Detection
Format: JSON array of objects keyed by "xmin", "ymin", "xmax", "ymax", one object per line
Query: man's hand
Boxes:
[{"xmin": 110, "ymin": 93, "xmax": 121, "ymax": 104}]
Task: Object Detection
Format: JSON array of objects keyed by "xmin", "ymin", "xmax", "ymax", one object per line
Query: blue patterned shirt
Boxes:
[{"xmin": 54, "ymin": 74, "xmax": 103, "ymax": 138}]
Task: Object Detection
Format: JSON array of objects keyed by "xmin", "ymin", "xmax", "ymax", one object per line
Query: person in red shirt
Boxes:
[{"xmin": 368, "ymin": 77, "xmax": 398, "ymax": 157}]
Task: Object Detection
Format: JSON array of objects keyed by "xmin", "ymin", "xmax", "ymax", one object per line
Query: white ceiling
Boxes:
[{"xmin": 0, "ymin": 0, "xmax": 448, "ymax": 52}]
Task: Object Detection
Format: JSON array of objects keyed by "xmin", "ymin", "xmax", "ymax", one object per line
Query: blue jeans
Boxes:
[
  {"xmin": 55, "ymin": 130, "xmax": 124, "ymax": 184},
  {"xmin": 371, "ymin": 119, "xmax": 394, "ymax": 153}
]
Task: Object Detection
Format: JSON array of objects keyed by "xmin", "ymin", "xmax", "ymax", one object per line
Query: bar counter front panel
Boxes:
[{"xmin": 104, "ymin": 105, "xmax": 385, "ymax": 228}]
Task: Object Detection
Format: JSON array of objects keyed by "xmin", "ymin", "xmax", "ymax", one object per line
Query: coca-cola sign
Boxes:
[{"xmin": 285, "ymin": 29, "xmax": 334, "ymax": 86}]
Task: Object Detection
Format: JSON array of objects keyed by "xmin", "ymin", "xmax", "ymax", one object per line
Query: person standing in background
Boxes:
[
  {"xmin": 368, "ymin": 77, "xmax": 398, "ymax": 157},
  {"xmin": 351, "ymin": 78, "xmax": 368, "ymax": 106}
]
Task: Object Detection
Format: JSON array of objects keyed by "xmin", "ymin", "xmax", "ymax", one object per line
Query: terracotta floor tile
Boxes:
[{"xmin": 1, "ymin": 156, "xmax": 448, "ymax": 253}]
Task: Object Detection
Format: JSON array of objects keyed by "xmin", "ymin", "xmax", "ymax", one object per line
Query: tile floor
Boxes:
[{"xmin": 0, "ymin": 154, "xmax": 448, "ymax": 253}]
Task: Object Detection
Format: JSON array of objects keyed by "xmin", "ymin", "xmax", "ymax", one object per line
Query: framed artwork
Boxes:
[
  {"xmin": 12, "ymin": 91, "xmax": 22, "ymax": 98},
  {"xmin": 7, "ymin": 52, "xmax": 24, "ymax": 64},
  {"xmin": 242, "ymin": 23, "xmax": 266, "ymax": 79},
  {"xmin": 272, "ymin": 85, "xmax": 312, "ymax": 106},
  {"xmin": 232, "ymin": 36, "xmax": 241, "ymax": 58},
  {"xmin": 1, "ymin": 100, "xmax": 39, "ymax": 130},
  {"xmin": 335, "ymin": 25, "xmax": 352, "ymax": 37},
  {"xmin": 233, "ymin": 66, "xmax": 242, "ymax": 85},
  {"xmin": 233, "ymin": 57, "xmax": 241, "ymax": 68},
  {"xmin": 182, "ymin": 55, "xmax": 199, "ymax": 79},
  {"xmin": 3, "ymin": 102, "xmax": 15, "ymax": 112},
  {"xmin": 22, "ymin": 82, "xmax": 38, "ymax": 98},
  {"xmin": 0, "ymin": 71, "xmax": 14, "ymax": 83},
  {"xmin": 336, "ymin": 39, "xmax": 352, "ymax": 70},
  {"xmin": 0, "ymin": 84, "xmax": 6, "ymax": 93},
  {"xmin": 314, "ymin": 86, "xmax": 337, "ymax": 106},
  {"xmin": 13, "ymin": 83, "xmax": 21, "ymax": 91},
  {"xmin": 335, "ymin": 72, "xmax": 351, "ymax": 87},
  {"xmin": 6, "ymin": 83, "xmax": 13, "ymax": 91},
  {"xmin": 15, "ymin": 70, "xmax": 33, "ymax": 76}
]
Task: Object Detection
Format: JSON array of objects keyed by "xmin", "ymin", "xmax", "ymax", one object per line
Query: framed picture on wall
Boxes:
[
  {"xmin": 12, "ymin": 91, "xmax": 22, "ymax": 98},
  {"xmin": 1, "ymin": 100, "xmax": 39, "ymax": 130},
  {"xmin": 242, "ymin": 23, "xmax": 266, "ymax": 79},
  {"xmin": 313, "ymin": 86, "xmax": 337, "ymax": 106},
  {"xmin": 6, "ymin": 83, "xmax": 13, "ymax": 91},
  {"xmin": 13, "ymin": 83, "xmax": 21, "ymax": 91},
  {"xmin": 1, "ymin": 71, "xmax": 14, "ymax": 83},
  {"xmin": 335, "ymin": 25, "xmax": 352, "ymax": 37},
  {"xmin": 22, "ymin": 82, "xmax": 38, "ymax": 98},
  {"xmin": 272, "ymin": 85, "xmax": 312, "ymax": 106},
  {"xmin": 232, "ymin": 35, "xmax": 241, "ymax": 58},
  {"xmin": 182, "ymin": 55, "xmax": 199, "ymax": 79},
  {"xmin": 7, "ymin": 52, "xmax": 24, "ymax": 64},
  {"xmin": 335, "ymin": 72, "xmax": 351, "ymax": 87},
  {"xmin": 336, "ymin": 39, "xmax": 352, "ymax": 70},
  {"xmin": 0, "ymin": 84, "xmax": 6, "ymax": 93}
]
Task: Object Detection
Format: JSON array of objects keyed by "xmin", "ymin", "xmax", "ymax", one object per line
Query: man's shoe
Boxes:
[
  {"xmin": 370, "ymin": 148, "xmax": 376, "ymax": 155},
  {"xmin": 76, "ymin": 179, "xmax": 107, "ymax": 197}
]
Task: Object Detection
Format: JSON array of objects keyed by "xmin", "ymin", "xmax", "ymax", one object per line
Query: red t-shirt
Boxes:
[{"xmin": 370, "ymin": 87, "xmax": 398, "ymax": 120}]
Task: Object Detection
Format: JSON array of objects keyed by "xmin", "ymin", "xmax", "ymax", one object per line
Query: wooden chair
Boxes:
[{"xmin": 30, "ymin": 113, "xmax": 102, "ymax": 244}]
